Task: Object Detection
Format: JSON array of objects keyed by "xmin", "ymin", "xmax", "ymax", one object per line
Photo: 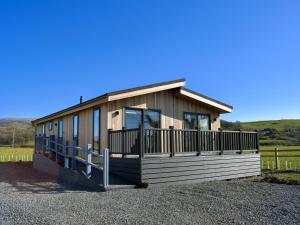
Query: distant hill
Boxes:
[
  {"xmin": 0, "ymin": 118, "xmax": 34, "ymax": 127},
  {"xmin": 0, "ymin": 118, "xmax": 35, "ymax": 146},
  {"xmin": 221, "ymin": 119, "xmax": 300, "ymax": 146}
]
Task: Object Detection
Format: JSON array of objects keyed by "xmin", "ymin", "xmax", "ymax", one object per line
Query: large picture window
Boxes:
[
  {"xmin": 184, "ymin": 113, "xmax": 210, "ymax": 130},
  {"xmin": 73, "ymin": 115, "xmax": 79, "ymax": 145},
  {"xmin": 93, "ymin": 109, "xmax": 101, "ymax": 152},
  {"xmin": 125, "ymin": 108, "xmax": 161, "ymax": 129}
]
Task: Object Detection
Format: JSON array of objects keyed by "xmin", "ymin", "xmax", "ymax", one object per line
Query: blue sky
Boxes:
[{"xmin": 0, "ymin": 0, "xmax": 299, "ymax": 122}]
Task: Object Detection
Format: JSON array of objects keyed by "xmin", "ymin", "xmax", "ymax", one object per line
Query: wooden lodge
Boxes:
[{"xmin": 33, "ymin": 79, "xmax": 261, "ymax": 186}]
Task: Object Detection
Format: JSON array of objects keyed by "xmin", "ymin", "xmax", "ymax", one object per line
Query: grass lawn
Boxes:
[
  {"xmin": 250, "ymin": 171, "xmax": 300, "ymax": 184},
  {"xmin": 0, "ymin": 147, "xmax": 34, "ymax": 162},
  {"xmin": 260, "ymin": 145, "xmax": 300, "ymax": 170}
]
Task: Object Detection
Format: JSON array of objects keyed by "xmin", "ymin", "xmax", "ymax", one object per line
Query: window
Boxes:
[
  {"xmin": 93, "ymin": 109, "xmax": 101, "ymax": 152},
  {"xmin": 73, "ymin": 115, "xmax": 79, "ymax": 145},
  {"xmin": 143, "ymin": 110, "xmax": 160, "ymax": 129},
  {"xmin": 42, "ymin": 124, "xmax": 45, "ymax": 135},
  {"xmin": 184, "ymin": 113, "xmax": 210, "ymax": 130},
  {"xmin": 58, "ymin": 119, "xmax": 63, "ymax": 139},
  {"xmin": 48, "ymin": 122, "xmax": 53, "ymax": 131},
  {"xmin": 198, "ymin": 114, "xmax": 210, "ymax": 130},
  {"xmin": 57, "ymin": 119, "xmax": 63, "ymax": 149},
  {"xmin": 125, "ymin": 108, "xmax": 161, "ymax": 129},
  {"xmin": 125, "ymin": 108, "xmax": 142, "ymax": 129}
]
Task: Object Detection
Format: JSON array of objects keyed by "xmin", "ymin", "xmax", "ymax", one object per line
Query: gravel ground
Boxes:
[{"xmin": 0, "ymin": 163, "xmax": 299, "ymax": 225}]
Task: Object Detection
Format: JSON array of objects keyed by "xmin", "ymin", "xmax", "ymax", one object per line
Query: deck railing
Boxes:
[
  {"xmin": 35, "ymin": 135, "xmax": 109, "ymax": 189},
  {"xmin": 108, "ymin": 127, "xmax": 259, "ymax": 158}
]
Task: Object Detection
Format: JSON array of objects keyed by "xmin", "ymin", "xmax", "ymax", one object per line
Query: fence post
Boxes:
[
  {"xmin": 71, "ymin": 144, "xmax": 76, "ymax": 170},
  {"xmin": 103, "ymin": 148, "xmax": 109, "ymax": 190},
  {"xmin": 64, "ymin": 140, "xmax": 69, "ymax": 168},
  {"xmin": 169, "ymin": 126, "xmax": 175, "ymax": 157},
  {"xmin": 255, "ymin": 130, "xmax": 260, "ymax": 153},
  {"xmin": 139, "ymin": 125, "xmax": 144, "ymax": 158},
  {"xmin": 219, "ymin": 128, "xmax": 223, "ymax": 155},
  {"xmin": 86, "ymin": 144, "xmax": 92, "ymax": 178},
  {"xmin": 275, "ymin": 147, "xmax": 279, "ymax": 170},
  {"xmin": 197, "ymin": 128, "xmax": 201, "ymax": 156},
  {"xmin": 122, "ymin": 127, "xmax": 126, "ymax": 158}
]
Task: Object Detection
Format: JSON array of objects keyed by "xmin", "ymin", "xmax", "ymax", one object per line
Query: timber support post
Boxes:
[
  {"xmin": 169, "ymin": 126, "xmax": 175, "ymax": 157},
  {"xmin": 86, "ymin": 144, "xmax": 92, "ymax": 178},
  {"xmin": 239, "ymin": 129, "xmax": 243, "ymax": 154}
]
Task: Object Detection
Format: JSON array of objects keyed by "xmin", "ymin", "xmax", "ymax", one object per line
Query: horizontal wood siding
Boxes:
[
  {"xmin": 109, "ymin": 157, "xmax": 141, "ymax": 184},
  {"xmin": 141, "ymin": 154, "xmax": 261, "ymax": 185}
]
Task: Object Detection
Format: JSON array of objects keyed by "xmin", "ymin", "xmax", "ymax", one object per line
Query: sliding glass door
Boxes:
[{"xmin": 125, "ymin": 108, "xmax": 161, "ymax": 153}]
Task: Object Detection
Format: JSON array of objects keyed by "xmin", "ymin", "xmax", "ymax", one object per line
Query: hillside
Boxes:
[
  {"xmin": 0, "ymin": 118, "xmax": 35, "ymax": 146},
  {"xmin": 0, "ymin": 118, "xmax": 33, "ymax": 126},
  {"xmin": 221, "ymin": 119, "xmax": 300, "ymax": 146}
]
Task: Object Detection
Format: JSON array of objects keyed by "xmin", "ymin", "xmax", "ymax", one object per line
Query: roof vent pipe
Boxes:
[{"xmin": 80, "ymin": 96, "xmax": 83, "ymax": 104}]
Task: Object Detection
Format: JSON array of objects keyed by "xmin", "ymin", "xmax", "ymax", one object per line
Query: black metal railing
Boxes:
[{"xmin": 108, "ymin": 127, "xmax": 259, "ymax": 158}]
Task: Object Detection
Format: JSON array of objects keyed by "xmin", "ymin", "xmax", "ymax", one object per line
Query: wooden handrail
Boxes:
[{"xmin": 108, "ymin": 128, "xmax": 259, "ymax": 157}]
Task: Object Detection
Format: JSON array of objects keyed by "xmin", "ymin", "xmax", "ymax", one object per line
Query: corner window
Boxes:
[
  {"xmin": 143, "ymin": 110, "xmax": 160, "ymax": 129},
  {"xmin": 73, "ymin": 115, "xmax": 79, "ymax": 145},
  {"xmin": 184, "ymin": 113, "xmax": 210, "ymax": 130},
  {"xmin": 125, "ymin": 109, "xmax": 142, "ymax": 129},
  {"xmin": 48, "ymin": 122, "xmax": 53, "ymax": 131},
  {"xmin": 93, "ymin": 109, "xmax": 101, "ymax": 152}
]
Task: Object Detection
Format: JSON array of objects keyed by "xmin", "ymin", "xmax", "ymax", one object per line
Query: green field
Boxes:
[
  {"xmin": 0, "ymin": 147, "xmax": 34, "ymax": 162},
  {"xmin": 260, "ymin": 145, "xmax": 300, "ymax": 170}
]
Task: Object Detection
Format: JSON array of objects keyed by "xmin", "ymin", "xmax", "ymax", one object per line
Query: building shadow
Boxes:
[{"xmin": 0, "ymin": 162, "xmax": 105, "ymax": 194}]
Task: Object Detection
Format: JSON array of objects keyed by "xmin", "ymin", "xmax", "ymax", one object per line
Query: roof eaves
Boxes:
[
  {"xmin": 32, "ymin": 94, "xmax": 108, "ymax": 125},
  {"xmin": 180, "ymin": 87, "xmax": 233, "ymax": 110}
]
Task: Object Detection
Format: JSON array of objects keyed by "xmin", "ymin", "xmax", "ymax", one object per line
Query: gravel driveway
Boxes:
[{"xmin": 0, "ymin": 163, "xmax": 299, "ymax": 225}]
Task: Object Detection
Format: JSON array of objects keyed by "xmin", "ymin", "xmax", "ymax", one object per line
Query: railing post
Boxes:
[
  {"xmin": 51, "ymin": 135, "xmax": 55, "ymax": 158},
  {"xmin": 197, "ymin": 128, "xmax": 201, "ymax": 156},
  {"xmin": 122, "ymin": 127, "xmax": 126, "ymax": 158},
  {"xmin": 219, "ymin": 128, "xmax": 223, "ymax": 155},
  {"xmin": 34, "ymin": 135, "xmax": 37, "ymax": 153},
  {"xmin": 139, "ymin": 125, "xmax": 144, "ymax": 158},
  {"xmin": 64, "ymin": 140, "xmax": 69, "ymax": 168},
  {"xmin": 239, "ymin": 129, "xmax": 243, "ymax": 154},
  {"xmin": 107, "ymin": 129, "xmax": 112, "ymax": 150},
  {"xmin": 103, "ymin": 148, "xmax": 109, "ymax": 190},
  {"xmin": 86, "ymin": 144, "xmax": 92, "ymax": 178},
  {"xmin": 255, "ymin": 129, "xmax": 260, "ymax": 153},
  {"xmin": 169, "ymin": 126, "xmax": 175, "ymax": 157},
  {"xmin": 71, "ymin": 144, "xmax": 76, "ymax": 170},
  {"xmin": 42, "ymin": 134, "xmax": 46, "ymax": 155}
]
